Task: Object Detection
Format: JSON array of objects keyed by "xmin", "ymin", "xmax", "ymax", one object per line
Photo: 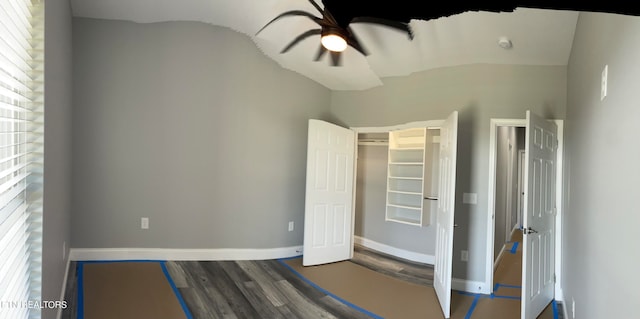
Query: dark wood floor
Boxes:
[
  {"xmin": 61, "ymin": 247, "xmax": 430, "ymax": 319},
  {"xmin": 61, "ymin": 245, "xmax": 562, "ymax": 319},
  {"xmin": 351, "ymin": 244, "xmax": 434, "ymax": 287}
]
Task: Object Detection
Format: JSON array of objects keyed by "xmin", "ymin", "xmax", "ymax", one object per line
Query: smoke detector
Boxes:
[{"xmin": 498, "ymin": 37, "xmax": 513, "ymax": 49}]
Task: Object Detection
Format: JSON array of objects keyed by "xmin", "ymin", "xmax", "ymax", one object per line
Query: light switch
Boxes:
[{"xmin": 463, "ymin": 193, "xmax": 477, "ymax": 205}]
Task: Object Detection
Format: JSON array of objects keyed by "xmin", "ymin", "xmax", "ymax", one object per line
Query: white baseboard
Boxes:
[
  {"xmin": 493, "ymin": 244, "xmax": 507, "ymax": 273},
  {"xmin": 56, "ymin": 256, "xmax": 71, "ymax": 319},
  {"xmin": 554, "ymin": 288, "xmax": 568, "ymax": 319},
  {"xmin": 69, "ymin": 246, "xmax": 303, "ymax": 261},
  {"xmin": 452, "ymin": 278, "xmax": 490, "ymax": 294},
  {"xmin": 354, "ymin": 236, "xmax": 435, "ymax": 265}
]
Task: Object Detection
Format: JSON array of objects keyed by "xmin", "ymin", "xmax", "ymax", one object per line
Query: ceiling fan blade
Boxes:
[
  {"xmin": 349, "ymin": 16, "xmax": 414, "ymax": 39},
  {"xmin": 281, "ymin": 29, "xmax": 322, "ymax": 54},
  {"xmin": 346, "ymin": 27, "xmax": 369, "ymax": 56},
  {"xmin": 330, "ymin": 51, "xmax": 342, "ymax": 67},
  {"xmin": 307, "ymin": 0, "xmax": 324, "ymax": 15},
  {"xmin": 255, "ymin": 10, "xmax": 322, "ymax": 35},
  {"xmin": 322, "ymin": 6, "xmax": 340, "ymax": 26},
  {"xmin": 314, "ymin": 45, "xmax": 328, "ymax": 61}
]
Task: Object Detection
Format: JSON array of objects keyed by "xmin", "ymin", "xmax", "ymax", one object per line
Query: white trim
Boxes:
[
  {"xmin": 554, "ymin": 120, "xmax": 564, "ymax": 299},
  {"xmin": 494, "ymin": 224, "xmax": 520, "ymax": 273},
  {"xmin": 56, "ymin": 256, "xmax": 71, "ymax": 319},
  {"xmin": 555, "ymin": 288, "xmax": 565, "ymax": 302},
  {"xmin": 452, "ymin": 278, "xmax": 490, "ymax": 294},
  {"xmin": 69, "ymin": 246, "xmax": 303, "ymax": 261},
  {"xmin": 493, "ymin": 244, "xmax": 507, "ymax": 273},
  {"xmin": 350, "ymin": 120, "xmax": 444, "ymax": 133},
  {"xmin": 555, "ymin": 289, "xmax": 568, "ymax": 319},
  {"xmin": 517, "ymin": 149, "xmax": 526, "ymax": 228},
  {"xmin": 354, "ymin": 236, "xmax": 435, "ymax": 265}
]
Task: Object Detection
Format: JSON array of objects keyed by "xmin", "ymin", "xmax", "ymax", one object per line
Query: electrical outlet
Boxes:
[
  {"xmin": 461, "ymin": 250, "xmax": 469, "ymax": 262},
  {"xmin": 288, "ymin": 221, "xmax": 294, "ymax": 232},
  {"xmin": 601, "ymin": 65, "xmax": 608, "ymax": 101},
  {"xmin": 141, "ymin": 217, "xmax": 149, "ymax": 229}
]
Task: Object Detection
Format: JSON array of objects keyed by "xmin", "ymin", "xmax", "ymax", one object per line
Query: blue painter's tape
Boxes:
[
  {"xmin": 510, "ymin": 242, "xmax": 519, "ymax": 254},
  {"xmin": 552, "ymin": 300, "xmax": 559, "ymax": 319},
  {"xmin": 160, "ymin": 261, "xmax": 194, "ymax": 319},
  {"xmin": 277, "ymin": 259, "xmax": 384, "ymax": 319},
  {"xmin": 77, "ymin": 262, "xmax": 85, "ymax": 319},
  {"xmin": 464, "ymin": 295, "xmax": 480, "ymax": 319}
]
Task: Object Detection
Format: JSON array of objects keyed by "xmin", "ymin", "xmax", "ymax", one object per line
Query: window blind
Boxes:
[{"xmin": 0, "ymin": 0, "xmax": 44, "ymax": 318}]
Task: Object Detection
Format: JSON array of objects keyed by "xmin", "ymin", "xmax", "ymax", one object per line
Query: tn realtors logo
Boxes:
[{"xmin": 0, "ymin": 300, "xmax": 68, "ymax": 309}]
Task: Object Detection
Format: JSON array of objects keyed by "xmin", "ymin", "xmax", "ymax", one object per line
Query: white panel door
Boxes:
[
  {"xmin": 303, "ymin": 119, "xmax": 356, "ymax": 266},
  {"xmin": 434, "ymin": 111, "xmax": 459, "ymax": 318},
  {"xmin": 522, "ymin": 111, "xmax": 557, "ymax": 319}
]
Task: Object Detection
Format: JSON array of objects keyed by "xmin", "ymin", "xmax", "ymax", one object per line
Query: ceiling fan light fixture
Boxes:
[{"xmin": 321, "ymin": 29, "xmax": 347, "ymax": 52}]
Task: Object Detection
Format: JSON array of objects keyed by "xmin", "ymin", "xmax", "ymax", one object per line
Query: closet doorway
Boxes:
[
  {"xmin": 302, "ymin": 111, "xmax": 459, "ymax": 318},
  {"xmin": 354, "ymin": 127, "xmax": 441, "ymax": 264}
]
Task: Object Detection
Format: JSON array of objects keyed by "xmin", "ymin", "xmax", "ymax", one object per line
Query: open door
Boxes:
[
  {"xmin": 302, "ymin": 120, "xmax": 356, "ymax": 266},
  {"xmin": 521, "ymin": 111, "xmax": 557, "ymax": 319},
  {"xmin": 434, "ymin": 111, "xmax": 459, "ymax": 318}
]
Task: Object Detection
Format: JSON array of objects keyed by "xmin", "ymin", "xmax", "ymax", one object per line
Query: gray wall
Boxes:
[
  {"xmin": 43, "ymin": 0, "xmax": 73, "ymax": 318},
  {"xmin": 564, "ymin": 12, "xmax": 640, "ymax": 318},
  {"xmin": 330, "ymin": 64, "xmax": 566, "ymax": 283},
  {"xmin": 71, "ymin": 19, "xmax": 331, "ymax": 249}
]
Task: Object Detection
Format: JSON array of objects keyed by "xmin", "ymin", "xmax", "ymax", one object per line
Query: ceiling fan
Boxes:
[{"xmin": 255, "ymin": 0, "xmax": 414, "ymax": 66}]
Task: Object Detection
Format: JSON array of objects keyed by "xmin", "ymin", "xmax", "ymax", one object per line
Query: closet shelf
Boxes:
[
  {"xmin": 385, "ymin": 216, "xmax": 421, "ymax": 226},
  {"xmin": 387, "ymin": 203, "xmax": 422, "ymax": 210},
  {"xmin": 388, "ymin": 190, "xmax": 422, "ymax": 196},
  {"xmin": 390, "ymin": 147, "xmax": 424, "ymax": 151},
  {"xmin": 358, "ymin": 140, "xmax": 389, "ymax": 146},
  {"xmin": 388, "ymin": 176, "xmax": 423, "ymax": 180}
]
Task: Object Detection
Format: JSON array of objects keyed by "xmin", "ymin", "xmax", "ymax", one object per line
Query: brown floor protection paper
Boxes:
[
  {"xmin": 285, "ymin": 258, "xmax": 444, "ymax": 319},
  {"xmin": 82, "ymin": 262, "xmax": 187, "ymax": 319},
  {"xmin": 286, "ymin": 253, "xmax": 559, "ymax": 319}
]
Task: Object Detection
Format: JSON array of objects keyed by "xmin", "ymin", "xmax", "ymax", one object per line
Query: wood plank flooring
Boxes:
[
  {"xmin": 351, "ymin": 244, "xmax": 434, "ymax": 287},
  {"xmin": 61, "ymin": 244, "xmax": 563, "ymax": 319}
]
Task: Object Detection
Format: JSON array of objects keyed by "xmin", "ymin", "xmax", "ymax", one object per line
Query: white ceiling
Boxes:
[{"xmin": 70, "ymin": 0, "xmax": 580, "ymax": 91}]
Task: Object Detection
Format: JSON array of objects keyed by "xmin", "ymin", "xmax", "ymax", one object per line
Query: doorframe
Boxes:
[
  {"xmin": 485, "ymin": 118, "xmax": 564, "ymax": 301},
  {"xmin": 349, "ymin": 120, "xmax": 444, "ymax": 256},
  {"xmin": 517, "ymin": 149, "xmax": 526, "ymax": 228}
]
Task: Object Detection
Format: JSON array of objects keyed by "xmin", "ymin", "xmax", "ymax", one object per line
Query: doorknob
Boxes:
[{"xmin": 523, "ymin": 227, "xmax": 538, "ymax": 235}]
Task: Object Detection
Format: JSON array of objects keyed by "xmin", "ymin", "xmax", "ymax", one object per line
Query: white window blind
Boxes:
[{"xmin": 0, "ymin": 0, "xmax": 44, "ymax": 318}]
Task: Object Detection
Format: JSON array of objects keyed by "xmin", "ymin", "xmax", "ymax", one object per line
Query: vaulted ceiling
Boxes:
[{"xmin": 70, "ymin": 0, "xmax": 582, "ymax": 90}]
